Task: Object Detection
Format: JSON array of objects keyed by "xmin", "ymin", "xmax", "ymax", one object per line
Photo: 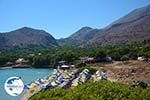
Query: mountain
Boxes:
[
  {"xmin": 69, "ymin": 27, "xmax": 99, "ymax": 41},
  {"xmin": 86, "ymin": 4, "xmax": 150, "ymax": 46},
  {"xmin": 58, "ymin": 5, "xmax": 150, "ymax": 47},
  {"xmin": 0, "ymin": 27, "xmax": 58, "ymax": 50},
  {"xmin": 57, "ymin": 27, "xmax": 99, "ymax": 46}
]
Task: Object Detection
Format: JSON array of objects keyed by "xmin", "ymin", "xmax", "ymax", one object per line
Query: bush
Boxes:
[
  {"xmin": 30, "ymin": 81, "xmax": 150, "ymax": 100},
  {"xmin": 120, "ymin": 55, "xmax": 129, "ymax": 61}
]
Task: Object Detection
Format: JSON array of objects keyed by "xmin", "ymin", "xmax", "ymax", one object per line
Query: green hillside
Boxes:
[{"xmin": 30, "ymin": 81, "xmax": 150, "ymax": 100}]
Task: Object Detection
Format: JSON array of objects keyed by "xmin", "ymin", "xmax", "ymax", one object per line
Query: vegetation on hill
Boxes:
[
  {"xmin": 0, "ymin": 42, "xmax": 149, "ymax": 67},
  {"xmin": 30, "ymin": 81, "xmax": 150, "ymax": 100}
]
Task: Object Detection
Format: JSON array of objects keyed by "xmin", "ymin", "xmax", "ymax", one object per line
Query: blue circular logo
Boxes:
[{"xmin": 4, "ymin": 76, "xmax": 24, "ymax": 96}]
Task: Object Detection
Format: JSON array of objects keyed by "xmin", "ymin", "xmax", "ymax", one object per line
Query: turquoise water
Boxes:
[{"xmin": 0, "ymin": 68, "xmax": 54, "ymax": 100}]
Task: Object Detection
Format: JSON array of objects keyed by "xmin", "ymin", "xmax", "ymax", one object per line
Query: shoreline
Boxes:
[
  {"xmin": 0, "ymin": 64, "xmax": 55, "ymax": 70},
  {"xmin": 0, "ymin": 65, "xmax": 31, "ymax": 70}
]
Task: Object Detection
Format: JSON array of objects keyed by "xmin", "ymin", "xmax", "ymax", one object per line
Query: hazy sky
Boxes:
[{"xmin": 0, "ymin": 0, "xmax": 149, "ymax": 39}]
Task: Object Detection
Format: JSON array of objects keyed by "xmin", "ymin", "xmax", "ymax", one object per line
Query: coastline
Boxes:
[
  {"xmin": 0, "ymin": 64, "xmax": 31, "ymax": 70},
  {"xmin": 0, "ymin": 66, "xmax": 13, "ymax": 69},
  {"xmin": 0, "ymin": 64, "xmax": 54, "ymax": 70}
]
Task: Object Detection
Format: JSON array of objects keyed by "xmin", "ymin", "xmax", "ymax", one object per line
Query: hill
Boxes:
[
  {"xmin": 0, "ymin": 27, "xmax": 58, "ymax": 50},
  {"xmin": 87, "ymin": 5, "xmax": 150, "ymax": 47},
  {"xmin": 57, "ymin": 27, "xmax": 99, "ymax": 46}
]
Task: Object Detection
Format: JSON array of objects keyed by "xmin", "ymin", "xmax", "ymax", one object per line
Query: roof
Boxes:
[
  {"xmin": 61, "ymin": 65, "xmax": 69, "ymax": 68},
  {"xmin": 58, "ymin": 61, "xmax": 66, "ymax": 64},
  {"xmin": 15, "ymin": 58, "xmax": 28, "ymax": 63}
]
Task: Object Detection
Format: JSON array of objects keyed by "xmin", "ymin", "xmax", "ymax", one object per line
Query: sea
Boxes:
[{"xmin": 0, "ymin": 68, "xmax": 54, "ymax": 100}]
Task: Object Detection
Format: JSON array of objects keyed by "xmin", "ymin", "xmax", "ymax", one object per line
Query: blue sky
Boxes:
[{"xmin": 0, "ymin": 0, "xmax": 149, "ymax": 39}]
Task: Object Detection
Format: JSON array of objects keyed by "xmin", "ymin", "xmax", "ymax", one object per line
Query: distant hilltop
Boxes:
[{"xmin": 0, "ymin": 27, "xmax": 58, "ymax": 50}]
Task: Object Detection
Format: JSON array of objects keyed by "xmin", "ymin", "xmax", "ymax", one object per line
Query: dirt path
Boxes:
[{"xmin": 21, "ymin": 87, "xmax": 41, "ymax": 100}]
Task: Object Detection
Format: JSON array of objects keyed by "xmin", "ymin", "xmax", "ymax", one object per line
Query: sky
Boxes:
[{"xmin": 0, "ymin": 0, "xmax": 149, "ymax": 39}]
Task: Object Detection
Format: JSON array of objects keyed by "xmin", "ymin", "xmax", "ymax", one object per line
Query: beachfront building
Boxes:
[
  {"xmin": 137, "ymin": 56, "xmax": 150, "ymax": 61},
  {"xmin": 137, "ymin": 56, "xmax": 146, "ymax": 61},
  {"xmin": 80, "ymin": 57, "xmax": 96, "ymax": 64},
  {"xmin": 15, "ymin": 58, "xmax": 28, "ymax": 64},
  {"xmin": 58, "ymin": 61, "xmax": 66, "ymax": 65},
  {"xmin": 60, "ymin": 65, "xmax": 70, "ymax": 70}
]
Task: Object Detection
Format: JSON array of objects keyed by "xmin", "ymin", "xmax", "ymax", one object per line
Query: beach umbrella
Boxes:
[{"xmin": 24, "ymin": 84, "xmax": 30, "ymax": 90}]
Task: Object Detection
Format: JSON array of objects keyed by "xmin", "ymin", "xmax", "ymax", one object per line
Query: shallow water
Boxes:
[{"xmin": 0, "ymin": 68, "xmax": 54, "ymax": 100}]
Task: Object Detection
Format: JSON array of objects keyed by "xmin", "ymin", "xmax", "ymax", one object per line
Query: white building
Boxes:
[
  {"xmin": 15, "ymin": 58, "xmax": 28, "ymax": 64},
  {"xmin": 137, "ymin": 57, "xmax": 146, "ymax": 61}
]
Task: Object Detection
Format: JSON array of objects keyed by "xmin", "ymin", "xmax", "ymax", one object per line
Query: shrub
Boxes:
[
  {"xmin": 120, "ymin": 55, "xmax": 129, "ymax": 61},
  {"xmin": 30, "ymin": 81, "xmax": 150, "ymax": 100}
]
